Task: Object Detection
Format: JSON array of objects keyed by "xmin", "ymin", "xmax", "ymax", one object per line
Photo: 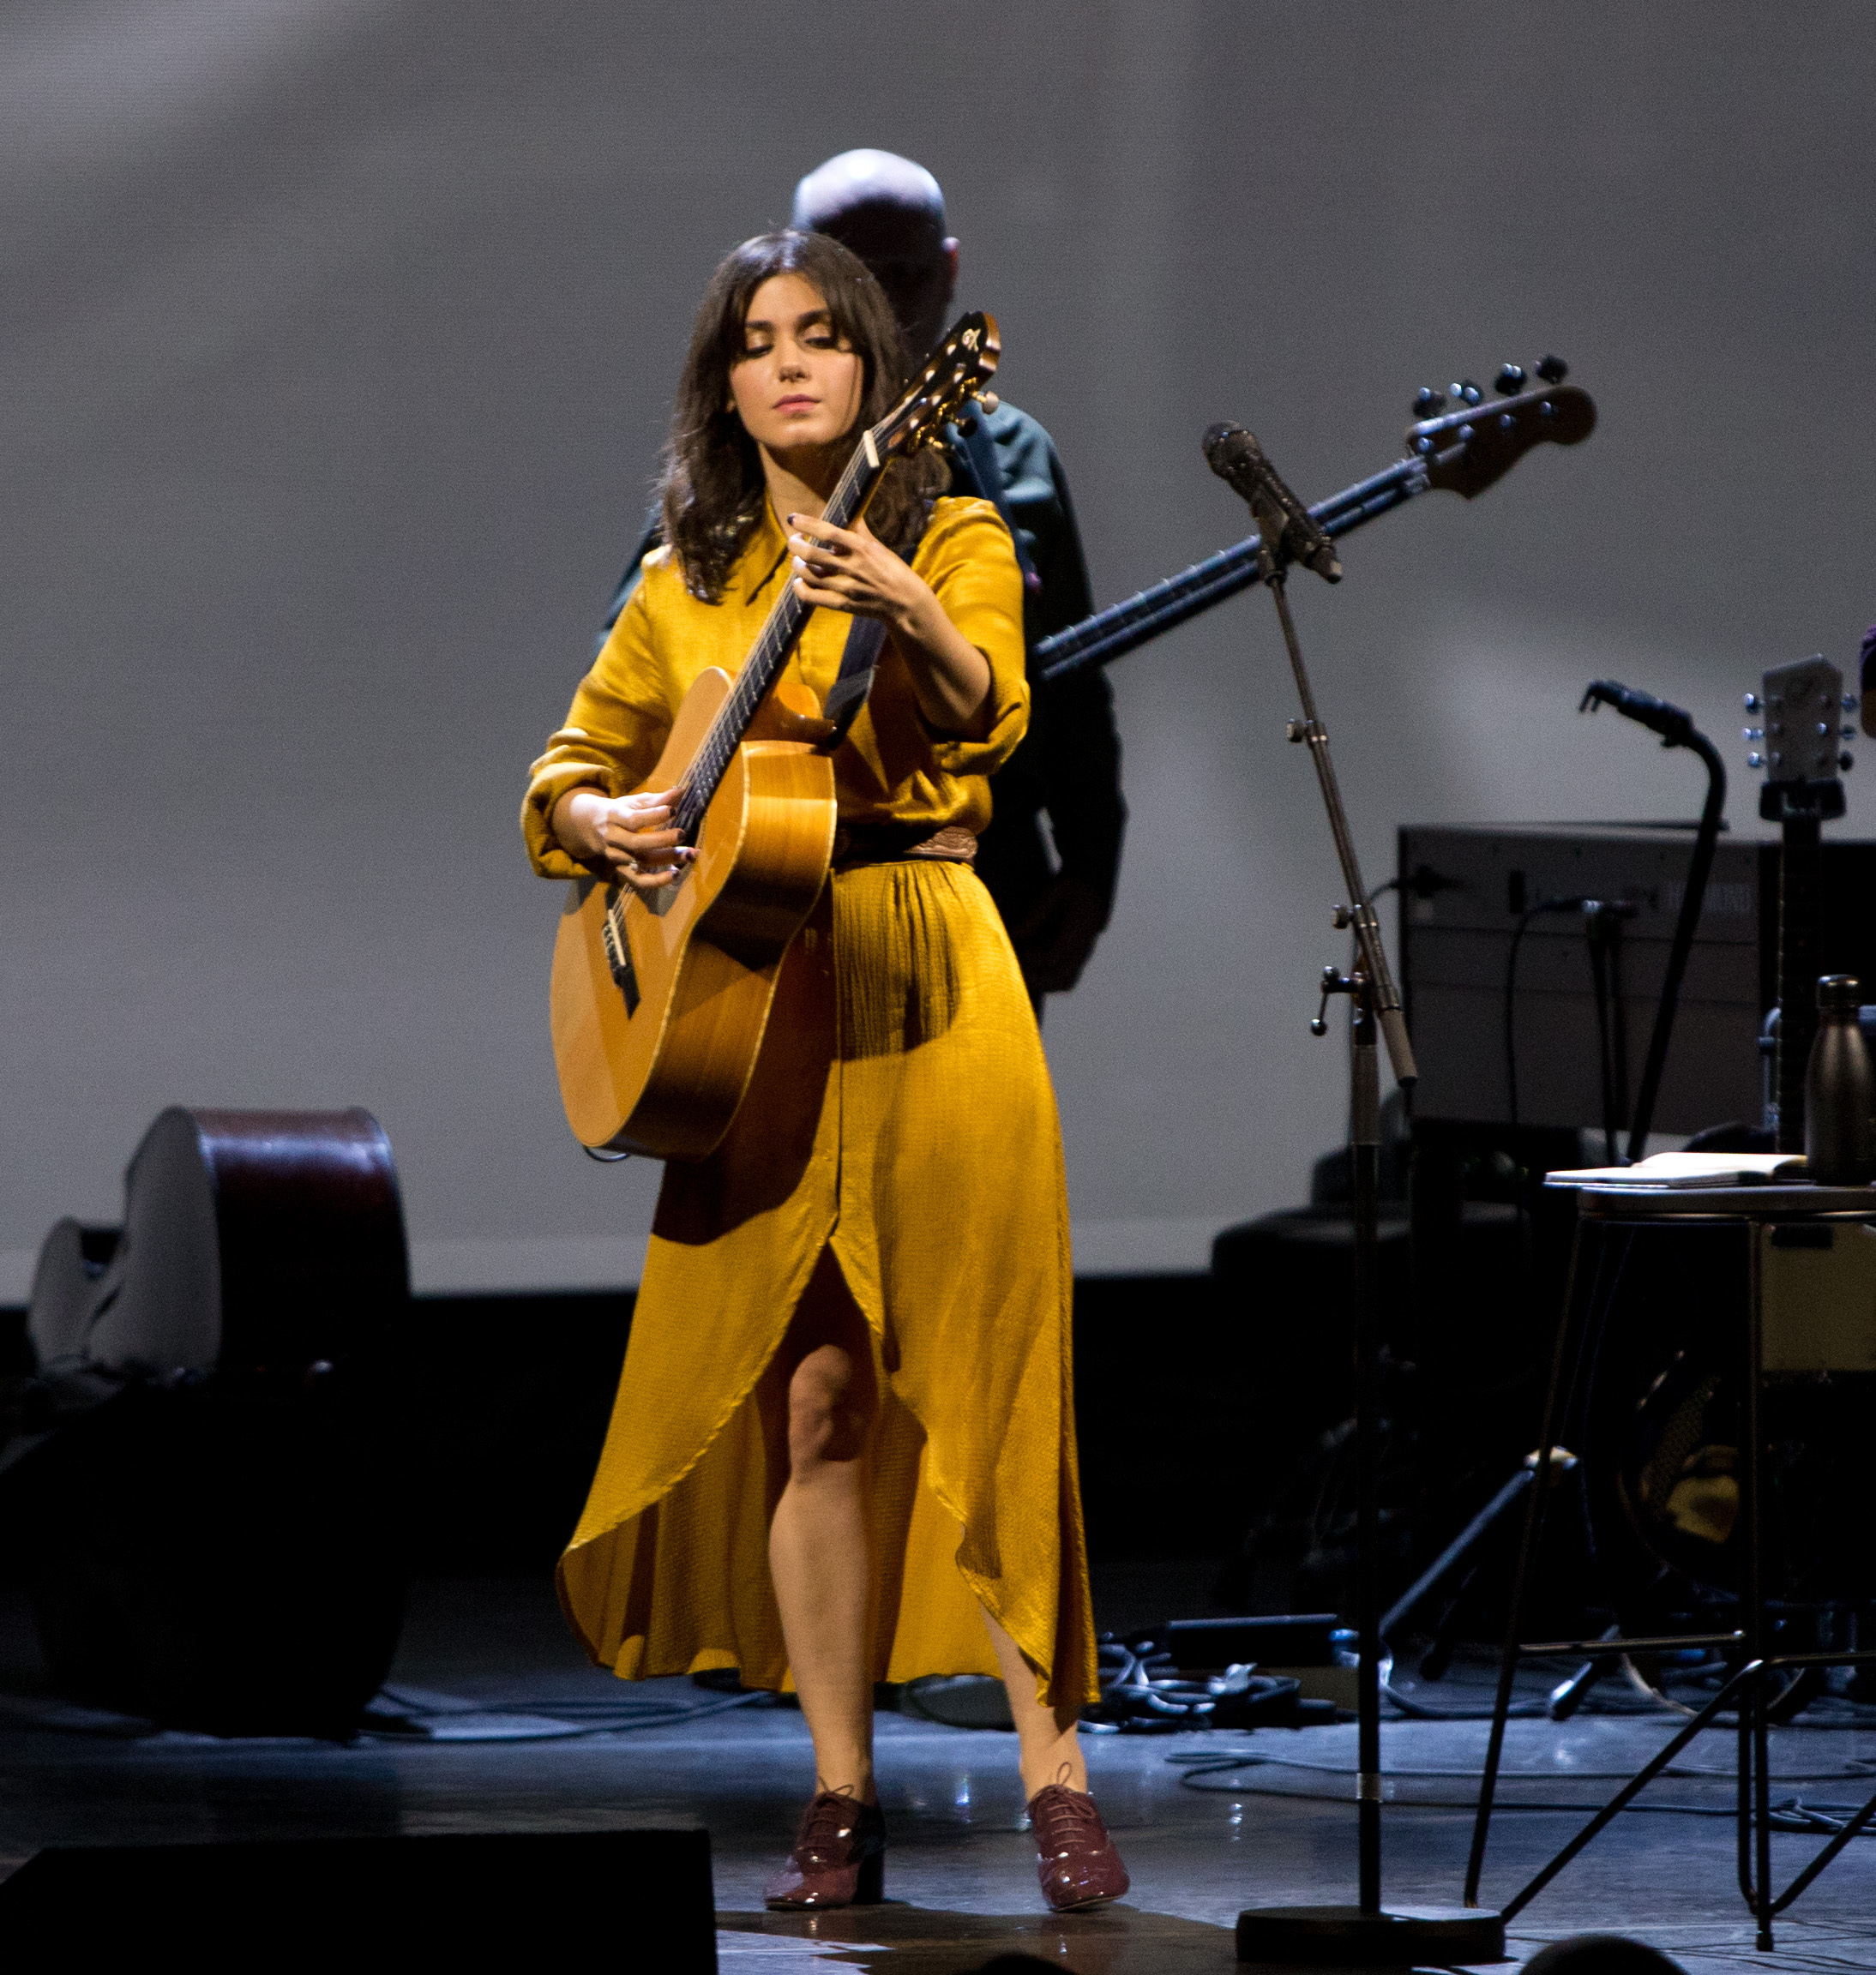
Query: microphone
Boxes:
[
  {"xmin": 1202, "ymin": 423, "xmax": 1342, "ymax": 583},
  {"xmin": 1578, "ymin": 679, "xmax": 1695, "ymax": 747}
]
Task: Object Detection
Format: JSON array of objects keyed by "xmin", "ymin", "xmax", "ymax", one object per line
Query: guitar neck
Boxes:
[
  {"xmin": 674, "ymin": 440, "xmax": 886, "ymax": 837},
  {"xmin": 1034, "ymin": 457, "xmax": 1427, "ymax": 684}
]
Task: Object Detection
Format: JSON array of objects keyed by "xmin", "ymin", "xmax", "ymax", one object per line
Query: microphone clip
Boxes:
[{"xmin": 1202, "ymin": 422, "xmax": 1343, "ymax": 585}]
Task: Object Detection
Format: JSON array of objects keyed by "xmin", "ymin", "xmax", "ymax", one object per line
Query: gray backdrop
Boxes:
[{"xmin": 3, "ymin": 0, "xmax": 1873, "ymax": 1294}]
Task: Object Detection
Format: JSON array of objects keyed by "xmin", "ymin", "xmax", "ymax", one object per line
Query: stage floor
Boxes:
[{"xmin": 1, "ymin": 1579, "xmax": 1872, "ymax": 1972}]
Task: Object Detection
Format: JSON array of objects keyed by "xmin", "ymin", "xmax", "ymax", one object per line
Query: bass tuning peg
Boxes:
[
  {"xmin": 1536, "ymin": 355, "xmax": 1568, "ymax": 383},
  {"xmin": 1494, "ymin": 363, "xmax": 1527, "ymax": 395},
  {"xmin": 1451, "ymin": 379, "xmax": 1483, "ymax": 406},
  {"xmin": 1413, "ymin": 386, "xmax": 1447, "ymax": 417}
]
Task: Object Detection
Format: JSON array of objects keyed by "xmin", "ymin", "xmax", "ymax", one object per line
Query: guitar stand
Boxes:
[
  {"xmin": 1464, "ymin": 1189, "xmax": 1876, "ymax": 1952},
  {"xmin": 1232, "ymin": 557, "xmax": 1503, "ymax": 1967}
]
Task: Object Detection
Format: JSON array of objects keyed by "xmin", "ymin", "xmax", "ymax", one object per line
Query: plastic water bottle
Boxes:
[{"xmin": 1805, "ymin": 975, "xmax": 1876, "ymax": 1183}]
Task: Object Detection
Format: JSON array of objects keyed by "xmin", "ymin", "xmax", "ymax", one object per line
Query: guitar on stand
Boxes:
[{"xmin": 1746, "ymin": 654, "xmax": 1858, "ymax": 1147}]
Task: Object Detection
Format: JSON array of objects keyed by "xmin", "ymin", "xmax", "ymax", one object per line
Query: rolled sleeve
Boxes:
[
  {"xmin": 915, "ymin": 501, "xmax": 1030, "ymax": 779},
  {"xmin": 520, "ymin": 583, "xmax": 672, "ymax": 879},
  {"xmin": 521, "ymin": 733, "xmax": 627, "ymax": 879}
]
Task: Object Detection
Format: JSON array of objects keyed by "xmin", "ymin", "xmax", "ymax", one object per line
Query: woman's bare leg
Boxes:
[
  {"xmin": 768, "ymin": 1256, "xmax": 880, "ymax": 1803},
  {"xmin": 983, "ymin": 1608, "xmax": 1089, "ymax": 1798}
]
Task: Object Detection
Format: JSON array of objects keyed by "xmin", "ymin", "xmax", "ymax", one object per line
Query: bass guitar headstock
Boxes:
[
  {"xmin": 874, "ymin": 311, "xmax": 1002, "ymax": 459},
  {"xmin": 1406, "ymin": 356, "xmax": 1596, "ymax": 499}
]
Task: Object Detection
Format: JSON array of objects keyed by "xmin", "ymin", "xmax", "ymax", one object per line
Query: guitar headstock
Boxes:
[
  {"xmin": 1747, "ymin": 653, "xmax": 1855, "ymax": 799},
  {"xmin": 873, "ymin": 311, "xmax": 1001, "ymax": 459},
  {"xmin": 1406, "ymin": 357, "xmax": 1596, "ymax": 499}
]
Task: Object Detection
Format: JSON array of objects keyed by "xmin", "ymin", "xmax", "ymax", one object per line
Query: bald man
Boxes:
[{"xmin": 597, "ymin": 151, "xmax": 1126, "ymax": 1004}]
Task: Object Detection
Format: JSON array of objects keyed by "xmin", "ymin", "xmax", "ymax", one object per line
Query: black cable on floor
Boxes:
[
  {"xmin": 1166, "ymin": 1750, "xmax": 1876, "ymax": 1785},
  {"xmin": 1167, "ymin": 1751, "xmax": 1876, "ymax": 1834},
  {"xmin": 1173, "ymin": 1778, "xmax": 1858, "ymax": 1828},
  {"xmin": 362, "ymin": 1685, "xmax": 770, "ymax": 1741},
  {"xmin": 1380, "ymin": 1680, "xmax": 1548, "ymax": 1722}
]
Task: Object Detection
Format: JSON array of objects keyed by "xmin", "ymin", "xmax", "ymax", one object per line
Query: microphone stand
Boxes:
[
  {"xmin": 1224, "ymin": 459, "xmax": 1504, "ymax": 1968},
  {"xmin": 1576, "ymin": 681, "xmax": 1729, "ymax": 1161}
]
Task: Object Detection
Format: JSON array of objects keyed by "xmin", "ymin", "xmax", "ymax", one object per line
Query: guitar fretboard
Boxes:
[
  {"xmin": 1034, "ymin": 458, "xmax": 1426, "ymax": 683},
  {"xmin": 672, "ymin": 435, "xmax": 886, "ymax": 839}
]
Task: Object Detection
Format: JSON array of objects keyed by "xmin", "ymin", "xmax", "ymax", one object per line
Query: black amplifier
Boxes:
[{"xmin": 1397, "ymin": 825, "xmax": 1876, "ymax": 1134}]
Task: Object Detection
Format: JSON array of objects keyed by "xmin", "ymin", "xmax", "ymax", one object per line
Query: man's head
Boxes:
[{"xmin": 791, "ymin": 148, "xmax": 959, "ymax": 357}]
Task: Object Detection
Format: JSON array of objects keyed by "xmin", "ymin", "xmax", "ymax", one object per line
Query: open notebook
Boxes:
[{"xmin": 1546, "ymin": 1151, "xmax": 1810, "ymax": 1190}]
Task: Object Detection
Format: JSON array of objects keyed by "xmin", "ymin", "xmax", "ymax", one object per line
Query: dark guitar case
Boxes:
[{"xmin": 9, "ymin": 1108, "xmax": 410, "ymax": 1736}]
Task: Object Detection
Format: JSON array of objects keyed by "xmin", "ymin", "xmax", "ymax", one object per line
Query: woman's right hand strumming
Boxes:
[{"xmin": 551, "ymin": 786, "xmax": 692, "ymax": 893}]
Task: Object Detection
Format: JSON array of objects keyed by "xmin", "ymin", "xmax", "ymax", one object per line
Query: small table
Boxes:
[{"xmin": 1464, "ymin": 1180, "xmax": 1876, "ymax": 1950}]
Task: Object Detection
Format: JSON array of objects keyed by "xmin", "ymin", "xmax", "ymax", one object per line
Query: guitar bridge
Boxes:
[{"xmin": 600, "ymin": 894, "xmax": 641, "ymax": 1016}]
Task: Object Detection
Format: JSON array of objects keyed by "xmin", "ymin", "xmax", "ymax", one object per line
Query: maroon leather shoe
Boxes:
[
  {"xmin": 763, "ymin": 1791, "xmax": 887, "ymax": 1910},
  {"xmin": 1028, "ymin": 1783, "xmax": 1130, "ymax": 1912}
]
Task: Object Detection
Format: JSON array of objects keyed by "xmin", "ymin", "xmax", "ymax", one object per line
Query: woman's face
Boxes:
[{"xmin": 728, "ymin": 273, "xmax": 865, "ymax": 460}]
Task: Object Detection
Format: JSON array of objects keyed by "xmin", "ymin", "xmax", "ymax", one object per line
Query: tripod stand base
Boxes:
[{"xmin": 1236, "ymin": 1905, "xmax": 1505, "ymax": 1966}]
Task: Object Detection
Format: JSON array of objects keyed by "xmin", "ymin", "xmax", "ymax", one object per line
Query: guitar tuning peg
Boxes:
[
  {"xmin": 1744, "ymin": 692, "xmax": 1763, "ymax": 711},
  {"xmin": 1841, "ymin": 752, "xmax": 1855, "ymax": 772},
  {"xmin": 1747, "ymin": 751, "xmax": 1765, "ymax": 769},
  {"xmin": 1452, "ymin": 379, "xmax": 1484, "ymax": 406},
  {"xmin": 1536, "ymin": 354, "xmax": 1568, "ymax": 383},
  {"xmin": 977, "ymin": 392, "xmax": 999, "ymax": 414},
  {"xmin": 1494, "ymin": 363, "xmax": 1527, "ymax": 395},
  {"xmin": 953, "ymin": 415, "xmax": 978, "ymax": 437},
  {"xmin": 1413, "ymin": 386, "xmax": 1447, "ymax": 417}
]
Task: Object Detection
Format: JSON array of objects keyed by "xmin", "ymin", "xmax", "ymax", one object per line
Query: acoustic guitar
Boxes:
[
  {"xmin": 1033, "ymin": 358, "xmax": 1596, "ymax": 681},
  {"xmin": 550, "ymin": 314, "xmax": 1002, "ymax": 1158}
]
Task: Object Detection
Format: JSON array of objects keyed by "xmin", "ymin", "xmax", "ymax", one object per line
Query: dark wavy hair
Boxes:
[{"xmin": 658, "ymin": 230, "xmax": 950, "ymax": 603}]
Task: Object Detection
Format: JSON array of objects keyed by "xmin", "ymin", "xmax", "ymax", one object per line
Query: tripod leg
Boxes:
[
  {"xmin": 1464, "ymin": 1236, "xmax": 1583, "ymax": 1908},
  {"xmin": 1382, "ymin": 1463, "xmax": 1535, "ymax": 1644}
]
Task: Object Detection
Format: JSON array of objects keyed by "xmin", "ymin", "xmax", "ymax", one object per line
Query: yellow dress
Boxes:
[{"xmin": 521, "ymin": 496, "xmax": 1097, "ymax": 1710}]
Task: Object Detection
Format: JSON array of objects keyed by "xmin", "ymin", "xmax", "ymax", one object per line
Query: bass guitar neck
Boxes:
[
  {"xmin": 1036, "ymin": 459, "xmax": 1422, "ymax": 682},
  {"xmin": 1035, "ymin": 362, "xmax": 1596, "ymax": 684}
]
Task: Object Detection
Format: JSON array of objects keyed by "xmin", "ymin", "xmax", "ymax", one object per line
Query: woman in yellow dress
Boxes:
[{"xmin": 521, "ymin": 230, "xmax": 1127, "ymax": 1914}]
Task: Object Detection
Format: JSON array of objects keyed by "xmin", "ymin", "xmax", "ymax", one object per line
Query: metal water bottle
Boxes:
[{"xmin": 1804, "ymin": 974, "xmax": 1875, "ymax": 1183}]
